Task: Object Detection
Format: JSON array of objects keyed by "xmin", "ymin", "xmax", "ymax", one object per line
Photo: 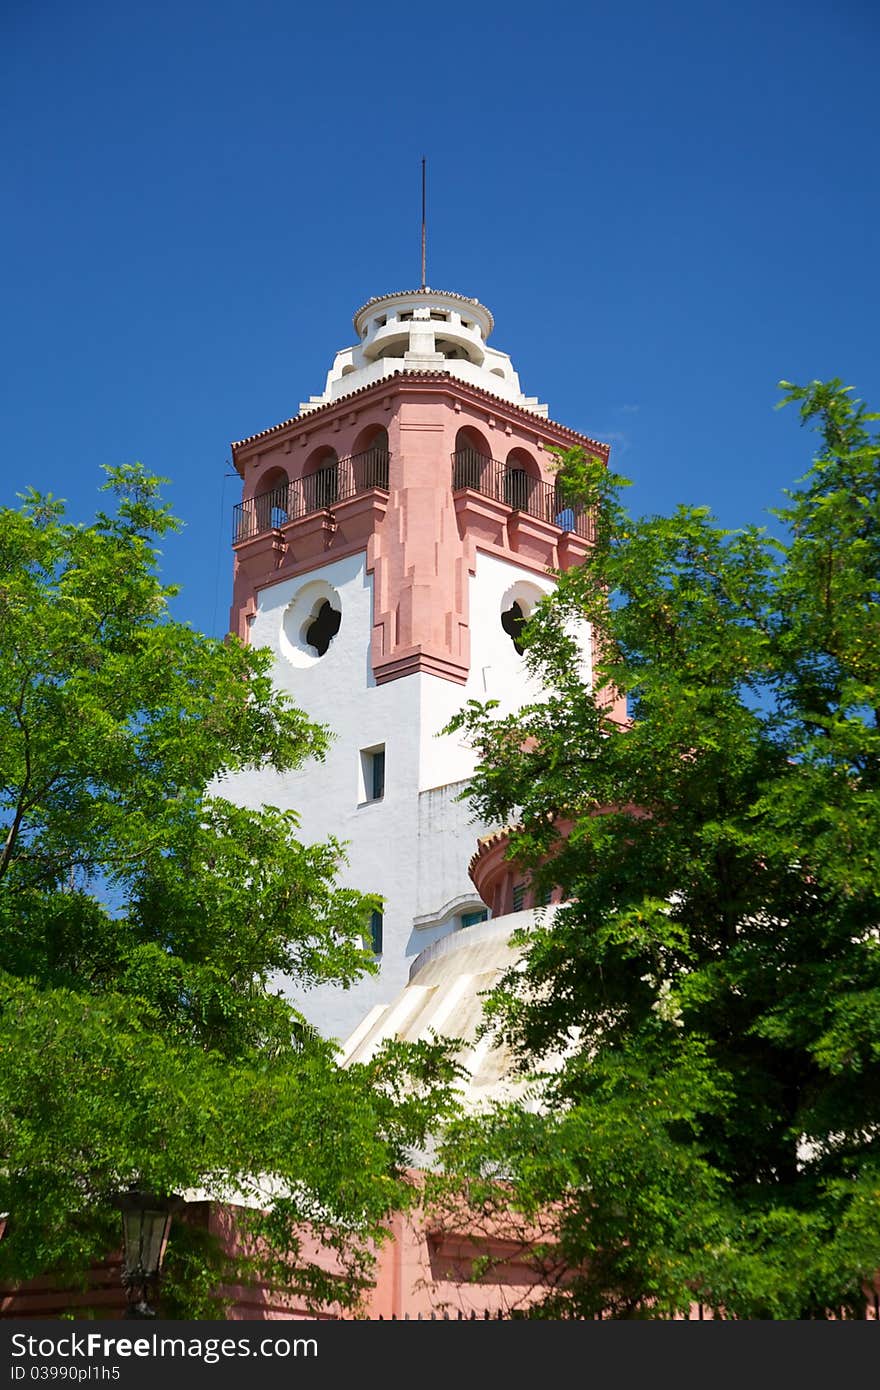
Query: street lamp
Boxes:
[{"xmin": 116, "ymin": 1189, "xmax": 182, "ymax": 1319}]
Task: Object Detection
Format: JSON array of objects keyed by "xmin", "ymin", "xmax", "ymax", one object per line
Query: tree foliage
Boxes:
[
  {"xmin": 439, "ymin": 381, "xmax": 880, "ymax": 1318},
  {"xmin": 0, "ymin": 467, "xmax": 457, "ymax": 1315}
]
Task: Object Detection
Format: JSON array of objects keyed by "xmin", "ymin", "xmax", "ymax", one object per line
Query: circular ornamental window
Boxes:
[{"xmin": 280, "ymin": 580, "xmax": 342, "ymax": 668}]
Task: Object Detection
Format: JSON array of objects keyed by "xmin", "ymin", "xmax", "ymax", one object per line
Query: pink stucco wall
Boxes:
[
  {"xmin": 229, "ymin": 374, "xmax": 617, "ymax": 706},
  {"xmin": 0, "ymin": 1195, "xmax": 553, "ymax": 1321},
  {"xmin": 4, "ymin": 1197, "xmax": 878, "ymax": 1319}
]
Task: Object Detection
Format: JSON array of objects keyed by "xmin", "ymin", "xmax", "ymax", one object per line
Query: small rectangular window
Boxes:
[
  {"xmin": 371, "ymin": 749, "xmax": 385, "ymax": 800},
  {"xmin": 370, "ymin": 910, "xmax": 383, "ymax": 955},
  {"xmin": 512, "ymin": 884, "xmax": 526, "ymax": 913},
  {"xmin": 461, "ymin": 909, "xmax": 488, "ymax": 930},
  {"xmin": 359, "ymin": 745, "xmax": 385, "ymax": 803}
]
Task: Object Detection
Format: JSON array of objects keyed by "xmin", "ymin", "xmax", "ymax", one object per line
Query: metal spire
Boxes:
[{"xmin": 420, "ymin": 157, "xmax": 427, "ymax": 290}]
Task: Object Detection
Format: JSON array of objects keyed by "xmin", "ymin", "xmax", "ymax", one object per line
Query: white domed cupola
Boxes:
[
  {"xmin": 299, "ymin": 288, "xmax": 548, "ymax": 417},
  {"xmin": 357, "ymin": 289, "xmax": 492, "ymax": 367}
]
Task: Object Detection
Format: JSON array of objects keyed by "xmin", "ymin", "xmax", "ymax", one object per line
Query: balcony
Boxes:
[
  {"xmin": 232, "ymin": 449, "xmax": 390, "ymax": 543},
  {"xmin": 450, "ymin": 451, "xmax": 593, "ymax": 541}
]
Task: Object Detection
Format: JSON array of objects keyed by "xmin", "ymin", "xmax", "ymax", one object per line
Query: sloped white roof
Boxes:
[{"xmin": 340, "ymin": 909, "xmax": 559, "ymax": 1110}]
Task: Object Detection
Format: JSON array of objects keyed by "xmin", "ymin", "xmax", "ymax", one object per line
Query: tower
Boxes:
[{"xmin": 228, "ymin": 287, "xmax": 612, "ymax": 1042}]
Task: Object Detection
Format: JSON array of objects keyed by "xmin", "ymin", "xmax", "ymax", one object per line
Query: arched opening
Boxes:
[
  {"xmin": 552, "ymin": 470, "xmax": 581, "ymax": 532},
  {"xmin": 258, "ymin": 465, "xmax": 289, "ymax": 493},
  {"xmin": 352, "ymin": 423, "xmax": 387, "ymax": 455},
  {"xmin": 500, "ymin": 580, "xmax": 545, "ymax": 657},
  {"xmin": 435, "ymin": 337, "xmax": 481, "ymax": 364},
  {"xmin": 302, "ymin": 446, "xmax": 339, "ymax": 513},
  {"xmin": 368, "ymin": 332, "xmax": 409, "ymax": 362},
  {"xmin": 504, "ymin": 448, "xmax": 540, "ymax": 514},
  {"xmin": 351, "ymin": 424, "xmax": 390, "ymax": 490},
  {"xmin": 253, "ymin": 465, "xmax": 290, "ymax": 533},
  {"xmin": 452, "ymin": 426, "xmax": 492, "ymax": 492}
]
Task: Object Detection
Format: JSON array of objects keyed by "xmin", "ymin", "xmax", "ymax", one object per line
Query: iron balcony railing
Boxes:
[
  {"xmin": 233, "ymin": 449, "xmax": 390, "ymax": 542},
  {"xmin": 451, "ymin": 450, "xmax": 594, "ymax": 540}
]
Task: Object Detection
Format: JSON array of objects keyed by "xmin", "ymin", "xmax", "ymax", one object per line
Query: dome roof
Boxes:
[
  {"xmin": 353, "ymin": 288, "xmax": 494, "ymax": 337},
  {"xmin": 339, "ymin": 909, "xmax": 562, "ymax": 1109},
  {"xmin": 298, "ymin": 287, "xmax": 548, "ymax": 418}
]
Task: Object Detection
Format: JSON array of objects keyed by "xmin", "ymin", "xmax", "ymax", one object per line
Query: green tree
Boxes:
[
  {"xmin": 0, "ymin": 467, "xmax": 455, "ymax": 1315},
  {"xmin": 438, "ymin": 381, "xmax": 880, "ymax": 1318}
]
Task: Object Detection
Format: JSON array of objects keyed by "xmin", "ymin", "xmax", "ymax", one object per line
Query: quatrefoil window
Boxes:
[
  {"xmin": 304, "ymin": 599, "xmax": 341, "ymax": 657},
  {"xmin": 280, "ymin": 581, "xmax": 343, "ymax": 669},
  {"xmin": 501, "ymin": 601, "xmax": 526, "ymax": 655}
]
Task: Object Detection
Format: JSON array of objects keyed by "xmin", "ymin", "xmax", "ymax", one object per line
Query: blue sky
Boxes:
[{"xmin": 2, "ymin": 0, "xmax": 877, "ymax": 636}]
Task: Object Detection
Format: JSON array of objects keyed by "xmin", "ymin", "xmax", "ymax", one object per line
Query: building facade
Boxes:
[{"xmin": 227, "ymin": 287, "xmax": 613, "ymax": 1044}]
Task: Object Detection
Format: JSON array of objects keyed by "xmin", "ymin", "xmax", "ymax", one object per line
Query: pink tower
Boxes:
[{"xmin": 227, "ymin": 288, "xmax": 615, "ymax": 1043}]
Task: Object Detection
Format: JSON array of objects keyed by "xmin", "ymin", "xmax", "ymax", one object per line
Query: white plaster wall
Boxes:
[
  {"xmin": 315, "ymin": 353, "xmax": 538, "ymax": 412},
  {"xmin": 413, "ymin": 783, "xmax": 490, "ymax": 940},
  {"xmin": 298, "ymin": 289, "xmax": 548, "ymax": 416},
  {"xmin": 227, "ymin": 551, "xmax": 425, "ymax": 1042},
  {"xmin": 417, "ymin": 551, "xmax": 559, "ymax": 791},
  {"xmin": 221, "ymin": 548, "xmax": 587, "ymax": 1043}
]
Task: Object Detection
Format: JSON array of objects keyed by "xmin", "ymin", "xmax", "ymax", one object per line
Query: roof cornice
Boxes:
[
  {"xmin": 230, "ymin": 370, "xmax": 609, "ymax": 461},
  {"xmin": 353, "ymin": 288, "xmax": 493, "ymax": 334}
]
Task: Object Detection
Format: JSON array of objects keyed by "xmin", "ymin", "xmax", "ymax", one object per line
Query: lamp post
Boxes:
[{"xmin": 116, "ymin": 1189, "xmax": 182, "ymax": 1319}]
